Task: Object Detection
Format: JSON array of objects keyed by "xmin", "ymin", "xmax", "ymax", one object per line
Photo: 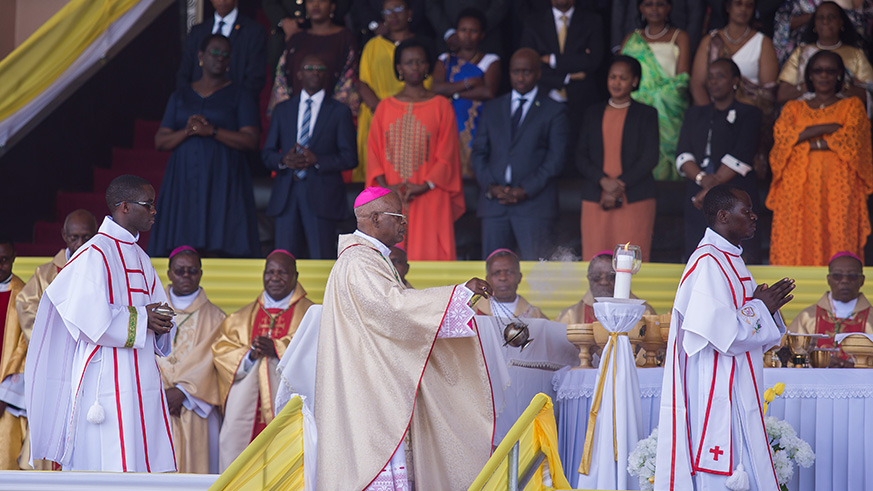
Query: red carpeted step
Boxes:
[
  {"xmin": 133, "ymin": 120, "xmax": 162, "ymax": 149},
  {"xmin": 56, "ymin": 192, "xmax": 107, "ymax": 222},
  {"xmin": 15, "ymin": 243, "xmax": 63, "ymax": 257},
  {"xmin": 33, "ymin": 221, "xmax": 63, "ymax": 245},
  {"xmin": 111, "ymin": 147, "xmax": 170, "ymax": 172}
]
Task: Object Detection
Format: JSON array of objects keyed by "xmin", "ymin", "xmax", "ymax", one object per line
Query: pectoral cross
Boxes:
[{"xmin": 709, "ymin": 446, "xmax": 724, "ymax": 461}]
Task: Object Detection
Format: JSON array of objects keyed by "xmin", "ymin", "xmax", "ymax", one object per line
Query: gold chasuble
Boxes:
[
  {"xmin": 213, "ymin": 287, "xmax": 312, "ymax": 470},
  {"xmin": 789, "ymin": 292, "xmax": 873, "ymax": 359},
  {"xmin": 157, "ymin": 286, "xmax": 226, "ymax": 474},
  {"xmin": 315, "ymin": 234, "xmax": 494, "ymax": 490},
  {"xmin": 15, "ymin": 249, "xmax": 65, "ymax": 340},
  {"xmin": 0, "ymin": 275, "xmax": 26, "ymax": 470}
]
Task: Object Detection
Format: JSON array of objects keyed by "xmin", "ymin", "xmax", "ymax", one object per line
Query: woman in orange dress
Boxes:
[
  {"xmin": 366, "ymin": 38, "xmax": 464, "ymax": 261},
  {"xmin": 768, "ymin": 50, "xmax": 873, "ymax": 265}
]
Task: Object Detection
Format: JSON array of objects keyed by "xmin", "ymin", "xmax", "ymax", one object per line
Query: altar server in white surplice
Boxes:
[
  {"xmin": 25, "ymin": 175, "xmax": 176, "ymax": 472},
  {"xmin": 654, "ymin": 185, "xmax": 794, "ymax": 491}
]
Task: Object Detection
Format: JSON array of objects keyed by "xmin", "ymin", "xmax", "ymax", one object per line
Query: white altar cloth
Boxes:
[{"xmin": 553, "ymin": 367, "xmax": 873, "ymax": 491}]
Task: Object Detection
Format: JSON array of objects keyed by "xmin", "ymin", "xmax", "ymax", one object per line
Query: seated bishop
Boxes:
[
  {"xmin": 212, "ymin": 250, "xmax": 313, "ymax": 471},
  {"xmin": 789, "ymin": 251, "xmax": 872, "ymax": 363},
  {"xmin": 12, "ymin": 210, "xmax": 96, "ymax": 470},
  {"xmin": 158, "ymin": 246, "xmax": 226, "ymax": 474},
  {"xmin": 556, "ymin": 251, "xmax": 656, "ymax": 324},
  {"xmin": 0, "ymin": 239, "xmax": 25, "ymax": 470},
  {"xmin": 475, "ymin": 249, "xmax": 548, "ymax": 319}
]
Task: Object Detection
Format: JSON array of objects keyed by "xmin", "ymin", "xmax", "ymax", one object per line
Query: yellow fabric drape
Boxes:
[
  {"xmin": 469, "ymin": 393, "xmax": 573, "ymax": 491},
  {"xmin": 579, "ymin": 332, "xmax": 627, "ymax": 475},
  {"xmin": 0, "ymin": 0, "xmax": 140, "ymax": 120},
  {"xmin": 208, "ymin": 396, "xmax": 305, "ymax": 491}
]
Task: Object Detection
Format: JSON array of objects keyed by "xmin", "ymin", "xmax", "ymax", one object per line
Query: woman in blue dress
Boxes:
[
  {"xmin": 431, "ymin": 8, "xmax": 500, "ymax": 178},
  {"xmin": 150, "ymin": 34, "xmax": 260, "ymax": 257}
]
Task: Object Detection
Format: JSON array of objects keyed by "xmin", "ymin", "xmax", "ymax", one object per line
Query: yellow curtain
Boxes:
[
  {"xmin": 469, "ymin": 393, "xmax": 573, "ymax": 491},
  {"xmin": 209, "ymin": 396, "xmax": 305, "ymax": 491},
  {"xmin": 0, "ymin": 0, "xmax": 140, "ymax": 120}
]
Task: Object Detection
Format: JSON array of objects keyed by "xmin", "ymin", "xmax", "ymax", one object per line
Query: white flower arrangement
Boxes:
[
  {"xmin": 627, "ymin": 427, "xmax": 658, "ymax": 490},
  {"xmin": 628, "ymin": 383, "xmax": 814, "ymax": 491}
]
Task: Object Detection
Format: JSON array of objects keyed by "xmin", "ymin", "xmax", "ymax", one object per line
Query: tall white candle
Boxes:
[{"xmin": 614, "ymin": 252, "xmax": 633, "ymax": 299}]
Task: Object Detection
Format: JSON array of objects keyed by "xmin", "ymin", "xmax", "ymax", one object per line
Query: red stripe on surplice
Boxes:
[
  {"xmin": 113, "ymin": 348, "xmax": 128, "ymax": 471},
  {"xmin": 133, "ymin": 350, "xmax": 151, "ymax": 472}
]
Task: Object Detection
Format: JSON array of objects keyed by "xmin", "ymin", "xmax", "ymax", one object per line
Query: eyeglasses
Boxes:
[
  {"xmin": 828, "ymin": 272, "xmax": 864, "ymax": 282},
  {"xmin": 587, "ymin": 273, "xmax": 617, "ymax": 282},
  {"xmin": 206, "ymin": 49, "xmax": 230, "ymax": 58},
  {"xmin": 115, "ymin": 200, "xmax": 155, "ymax": 211},
  {"xmin": 172, "ymin": 267, "xmax": 202, "ymax": 277},
  {"xmin": 810, "ymin": 68, "xmax": 840, "ymax": 76},
  {"xmin": 303, "ymin": 64, "xmax": 327, "ymax": 71},
  {"xmin": 377, "ymin": 211, "xmax": 407, "ymax": 221},
  {"xmin": 382, "ymin": 6, "xmax": 406, "ymax": 16}
]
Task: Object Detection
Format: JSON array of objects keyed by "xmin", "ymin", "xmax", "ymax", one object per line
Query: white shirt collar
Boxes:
[
  {"xmin": 213, "ymin": 8, "xmax": 238, "ymax": 36},
  {"xmin": 702, "ymin": 227, "xmax": 743, "ymax": 256},
  {"xmin": 830, "ymin": 292, "xmax": 860, "ymax": 319},
  {"xmin": 552, "ymin": 6, "xmax": 575, "ymax": 22},
  {"xmin": 512, "ymin": 85, "xmax": 538, "ymax": 103},
  {"xmin": 264, "ymin": 288, "xmax": 295, "ymax": 309},
  {"xmin": 353, "ymin": 229, "xmax": 392, "ymax": 259},
  {"xmin": 65, "ymin": 248, "xmax": 72, "ymax": 262},
  {"xmin": 490, "ymin": 295, "xmax": 520, "ymax": 317},
  {"xmin": 0, "ymin": 273, "xmax": 11, "ymax": 292},
  {"xmin": 170, "ymin": 287, "xmax": 201, "ymax": 311},
  {"xmin": 302, "ymin": 89, "xmax": 325, "ymax": 104},
  {"xmin": 101, "ymin": 216, "xmax": 139, "ymax": 242}
]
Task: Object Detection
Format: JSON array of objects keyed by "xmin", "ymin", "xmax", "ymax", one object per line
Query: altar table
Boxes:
[{"xmin": 552, "ymin": 367, "xmax": 873, "ymax": 491}]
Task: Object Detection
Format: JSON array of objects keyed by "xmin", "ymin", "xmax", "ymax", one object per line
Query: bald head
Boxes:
[
  {"xmin": 509, "ymin": 48, "xmax": 541, "ymax": 95},
  {"xmin": 63, "ymin": 209, "xmax": 98, "ymax": 255}
]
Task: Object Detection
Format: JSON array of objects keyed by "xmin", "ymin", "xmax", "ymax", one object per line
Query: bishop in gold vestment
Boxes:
[
  {"xmin": 315, "ymin": 187, "xmax": 494, "ymax": 490},
  {"xmin": 157, "ymin": 246, "xmax": 226, "ymax": 473},
  {"xmin": 0, "ymin": 265, "xmax": 25, "ymax": 470},
  {"xmin": 212, "ymin": 250, "xmax": 313, "ymax": 471}
]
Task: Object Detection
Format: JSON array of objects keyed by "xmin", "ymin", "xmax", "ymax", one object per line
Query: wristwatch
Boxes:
[{"xmin": 694, "ymin": 171, "xmax": 707, "ymax": 186}]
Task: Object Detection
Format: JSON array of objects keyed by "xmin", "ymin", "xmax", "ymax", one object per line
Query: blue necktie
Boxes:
[
  {"xmin": 511, "ymin": 97, "xmax": 526, "ymax": 140},
  {"xmin": 217, "ymin": 20, "xmax": 225, "ymax": 35},
  {"xmin": 296, "ymin": 99, "xmax": 312, "ymax": 180}
]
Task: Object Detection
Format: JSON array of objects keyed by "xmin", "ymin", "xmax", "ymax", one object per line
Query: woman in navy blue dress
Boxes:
[{"xmin": 150, "ymin": 34, "xmax": 260, "ymax": 257}]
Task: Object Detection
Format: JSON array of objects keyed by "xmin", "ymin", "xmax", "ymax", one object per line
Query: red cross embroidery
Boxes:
[{"xmin": 709, "ymin": 446, "xmax": 724, "ymax": 461}]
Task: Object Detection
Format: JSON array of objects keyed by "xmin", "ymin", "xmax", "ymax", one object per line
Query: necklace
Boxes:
[
  {"xmin": 608, "ymin": 98, "xmax": 631, "ymax": 109},
  {"xmin": 723, "ymin": 26, "xmax": 751, "ymax": 45},
  {"xmin": 258, "ymin": 300, "xmax": 291, "ymax": 337},
  {"xmin": 816, "ymin": 40, "xmax": 843, "ymax": 50},
  {"xmin": 644, "ymin": 24, "xmax": 669, "ymax": 40}
]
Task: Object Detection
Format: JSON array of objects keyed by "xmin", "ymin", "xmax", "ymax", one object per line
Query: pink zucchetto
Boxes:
[
  {"xmin": 486, "ymin": 248, "xmax": 518, "ymax": 261},
  {"xmin": 169, "ymin": 245, "xmax": 198, "ymax": 260},
  {"xmin": 354, "ymin": 187, "xmax": 393, "ymax": 208},
  {"xmin": 267, "ymin": 249, "xmax": 296, "ymax": 260},
  {"xmin": 592, "ymin": 250, "xmax": 613, "ymax": 260},
  {"xmin": 829, "ymin": 251, "xmax": 862, "ymax": 265}
]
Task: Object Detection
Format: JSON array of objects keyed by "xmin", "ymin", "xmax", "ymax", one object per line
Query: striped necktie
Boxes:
[{"xmin": 296, "ymin": 99, "xmax": 313, "ymax": 180}]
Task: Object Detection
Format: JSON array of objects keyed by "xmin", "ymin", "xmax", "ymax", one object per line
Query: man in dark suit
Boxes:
[
  {"xmin": 262, "ymin": 55, "xmax": 357, "ymax": 259},
  {"xmin": 177, "ymin": 0, "xmax": 267, "ymax": 101},
  {"xmin": 471, "ymin": 48, "xmax": 568, "ymax": 261},
  {"xmin": 520, "ymin": 0, "xmax": 603, "ymax": 155}
]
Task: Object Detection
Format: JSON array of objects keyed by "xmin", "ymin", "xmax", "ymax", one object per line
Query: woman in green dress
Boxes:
[{"xmin": 621, "ymin": 0, "xmax": 691, "ymax": 181}]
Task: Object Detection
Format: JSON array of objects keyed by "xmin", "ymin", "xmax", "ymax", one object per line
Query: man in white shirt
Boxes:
[
  {"xmin": 177, "ymin": 0, "xmax": 267, "ymax": 100},
  {"xmin": 262, "ymin": 54, "xmax": 357, "ymax": 259}
]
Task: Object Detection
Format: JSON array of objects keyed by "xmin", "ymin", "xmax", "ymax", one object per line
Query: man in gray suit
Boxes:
[{"xmin": 471, "ymin": 48, "xmax": 568, "ymax": 261}]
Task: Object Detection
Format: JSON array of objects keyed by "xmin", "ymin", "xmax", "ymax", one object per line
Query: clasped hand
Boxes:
[
  {"xmin": 489, "ymin": 185, "xmax": 527, "ymax": 205},
  {"xmin": 185, "ymin": 114, "xmax": 214, "ymax": 137},
  {"xmin": 250, "ymin": 336, "xmax": 277, "ymax": 360},
  {"xmin": 281, "ymin": 144, "xmax": 317, "ymax": 170},
  {"xmin": 599, "ymin": 177, "xmax": 625, "ymax": 210},
  {"xmin": 753, "ymin": 278, "xmax": 795, "ymax": 315}
]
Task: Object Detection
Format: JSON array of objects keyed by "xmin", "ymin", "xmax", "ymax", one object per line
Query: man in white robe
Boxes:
[
  {"xmin": 25, "ymin": 175, "xmax": 177, "ymax": 472},
  {"xmin": 654, "ymin": 185, "xmax": 794, "ymax": 490},
  {"xmin": 315, "ymin": 187, "xmax": 495, "ymax": 490}
]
